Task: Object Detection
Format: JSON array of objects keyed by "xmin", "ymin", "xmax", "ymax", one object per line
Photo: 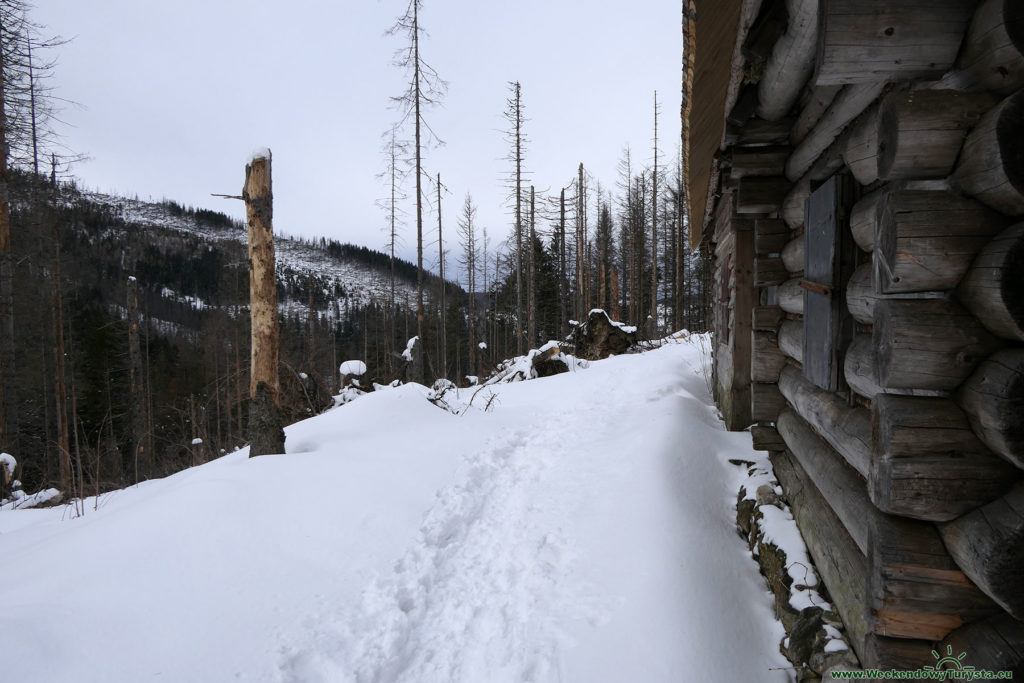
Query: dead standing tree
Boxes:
[{"xmin": 243, "ymin": 151, "xmax": 284, "ymax": 457}]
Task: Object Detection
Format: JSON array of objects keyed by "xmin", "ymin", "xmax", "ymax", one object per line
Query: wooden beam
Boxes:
[
  {"xmin": 752, "ymin": 330, "xmax": 787, "ymax": 383},
  {"xmin": 874, "ymin": 299, "xmax": 1002, "ymax": 391},
  {"xmin": 877, "ymin": 90, "xmax": 996, "ymax": 181},
  {"xmin": 751, "ymin": 424, "xmax": 786, "ymax": 451},
  {"xmin": 754, "ymin": 217, "xmax": 790, "ymax": 255},
  {"xmin": 782, "ymin": 177, "xmax": 811, "ymax": 230},
  {"xmin": 778, "ymin": 364, "xmax": 872, "ymax": 477},
  {"xmin": 958, "ymin": 222, "xmax": 1024, "ymax": 342},
  {"xmin": 938, "ymin": 0, "xmax": 1024, "ymax": 96},
  {"xmin": 751, "ymin": 381, "xmax": 786, "ymax": 422},
  {"xmin": 757, "ymin": 0, "xmax": 820, "ymax": 121},
  {"xmin": 780, "ymin": 235, "xmax": 804, "ymax": 274},
  {"xmin": 752, "ymin": 305, "xmax": 784, "ymax": 331},
  {"xmin": 786, "ymin": 83, "xmax": 886, "ymax": 182},
  {"xmin": 957, "ymin": 349, "xmax": 1024, "ymax": 470},
  {"xmin": 842, "ymin": 102, "xmax": 882, "ymax": 186},
  {"xmin": 814, "ymin": 0, "xmax": 975, "ymax": 85},
  {"xmin": 849, "ymin": 189, "xmax": 882, "ymax": 253},
  {"xmin": 952, "ymin": 89, "xmax": 1024, "ymax": 217},
  {"xmin": 874, "ymin": 187, "xmax": 1007, "ymax": 293},
  {"xmin": 725, "ymin": 117, "xmax": 796, "ymax": 146},
  {"xmin": 792, "ymin": 85, "xmax": 842, "ymax": 146},
  {"xmin": 778, "ymin": 319, "xmax": 803, "ymax": 363},
  {"xmin": 940, "ymin": 482, "xmax": 1024, "ymax": 619},
  {"xmin": 729, "ymin": 145, "xmax": 790, "ymax": 179},
  {"xmin": 872, "ymin": 394, "xmax": 1020, "ymax": 521},
  {"xmin": 737, "ymin": 176, "xmax": 791, "ymax": 214},
  {"xmin": 777, "ymin": 277, "xmax": 805, "ymax": 315},
  {"xmin": 941, "ymin": 613, "xmax": 1024, "ymax": 675},
  {"xmin": 754, "ymin": 256, "xmax": 788, "ymax": 286}
]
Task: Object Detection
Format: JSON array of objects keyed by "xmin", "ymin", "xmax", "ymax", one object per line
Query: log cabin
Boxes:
[{"xmin": 687, "ymin": 0, "xmax": 1024, "ymax": 671}]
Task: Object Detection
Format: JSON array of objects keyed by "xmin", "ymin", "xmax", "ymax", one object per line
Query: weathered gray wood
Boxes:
[
  {"xmin": 780, "ymin": 235, "xmax": 804, "ymax": 273},
  {"xmin": 860, "ymin": 636, "xmax": 936, "ymax": 672},
  {"xmin": 786, "ymin": 82, "xmax": 886, "ymax": 182},
  {"xmin": 777, "ymin": 408, "xmax": 872, "ymax": 554},
  {"xmin": 847, "ymin": 263, "xmax": 876, "ymax": 324},
  {"xmin": 751, "ymin": 424, "xmax": 786, "ymax": 452},
  {"xmin": 957, "ymin": 349, "xmax": 1024, "ymax": 469},
  {"xmin": 842, "ymin": 101, "xmax": 881, "ymax": 186},
  {"xmin": 779, "ymin": 364, "xmax": 872, "ymax": 477},
  {"xmin": 874, "ymin": 188, "xmax": 1007, "ymax": 293},
  {"xmin": 752, "ymin": 330, "xmax": 787, "ymax": 383},
  {"xmin": 792, "ymin": 85, "xmax": 842, "ymax": 146},
  {"xmin": 725, "ymin": 117, "xmax": 796, "ymax": 146},
  {"xmin": 777, "ymin": 277, "xmax": 805, "ymax": 315},
  {"xmin": 752, "ymin": 305, "xmax": 784, "ymax": 331},
  {"xmin": 754, "ymin": 256, "xmax": 789, "ymax": 286},
  {"xmin": 871, "ymin": 394, "xmax": 1019, "ymax": 521},
  {"xmin": 874, "ymin": 299, "xmax": 1002, "ymax": 391},
  {"xmin": 845, "ymin": 333, "xmax": 879, "ymax": 398},
  {"xmin": 938, "ymin": 0, "xmax": 1024, "ymax": 96},
  {"xmin": 778, "ymin": 319, "xmax": 803, "ymax": 363},
  {"xmin": 952, "ymin": 90, "xmax": 1024, "ymax": 217},
  {"xmin": 940, "ymin": 482, "xmax": 1024, "ymax": 619},
  {"xmin": 849, "ymin": 189, "xmax": 882, "ymax": 253},
  {"xmin": 869, "ymin": 508, "xmax": 1000, "ymax": 641},
  {"xmin": 776, "ymin": 407, "xmax": 1001, "ymax": 642},
  {"xmin": 942, "ymin": 613, "xmax": 1024, "ymax": 676},
  {"xmin": 729, "ymin": 146, "xmax": 790, "ymax": 179},
  {"xmin": 814, "ymin": 0, "xmax": 976, "ymax": 85},
  {"xmin": 782, "ymin": 177, "xmax": 811, "ymax": 229},
  {"xmin": 878, "ymin": 90, "xmax": 997, "ymax": 181},
  {"xmin": 754, "ymin": 217, "xmax": 790, "ymax": 255},
  {"xmin": 751, "ymin": 381, "xmax": 786, "ymax": 423},
  {"xmin": 958, "ymin": 222, "xmax": 1024, "ymax": 342},
  {"xmin": 757, "ymin": 0, "xmax": 819, "ymax": 122},
  {"xmin": 725, "ymin": 226, "xmax": 756, "ymax": 431},
  {"xmin": 769, "ymin": 450, "xmax": 872, "ymax": 664},
  {"xmin": 737, "ymin": 176, "xmax": 791, "ymax": 214}
]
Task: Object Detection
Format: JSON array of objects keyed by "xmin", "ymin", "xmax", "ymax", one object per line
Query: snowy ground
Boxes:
[{"xmin": 0, "ymin": 336, "xmax": 791, "ymax": 682}]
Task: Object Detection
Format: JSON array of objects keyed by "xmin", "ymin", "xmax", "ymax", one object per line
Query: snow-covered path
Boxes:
[{"xmin": 0, "ymin": 337, "xmax": 790, "ymax": 682}]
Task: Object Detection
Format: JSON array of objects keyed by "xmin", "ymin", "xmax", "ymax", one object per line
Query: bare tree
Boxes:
[
  {"xmin": 650, "ymin": 91, "xmax": 661, "ymax": 336},
  {"xmin": 376, "ymin": 128, "xmax": 408, "ymax": 374},
  {"xmin": 503, "ymin": 81, "xmax": 528, "ymax": 354},
  {"xmin": 456, "ymin": 193, "xmax": 478, "ymax": 376},
  {"xmin": 388, "ymin": 0, "xmax": 447, "ymax": 383}
]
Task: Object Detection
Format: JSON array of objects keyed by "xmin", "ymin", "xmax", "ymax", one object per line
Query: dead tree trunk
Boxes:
[{"xmin": 244, "ymin": 152, "xmax": 285, "ymax": 457}]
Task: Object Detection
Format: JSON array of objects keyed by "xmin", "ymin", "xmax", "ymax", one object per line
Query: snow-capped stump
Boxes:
[
  {"xmin": 531, "ymin": 342, "xmax": 569, "ymax": 377},
  {"xmin": 568, "ymin": 309, "xmax": 638, "ymax": 360},
  {"xmin": 0, "ymin": 452, "xmax": 14, "ymax": 499},
  {"xmin": 339, "ymin": 360, "xmax": 367, "ymax": 387}
]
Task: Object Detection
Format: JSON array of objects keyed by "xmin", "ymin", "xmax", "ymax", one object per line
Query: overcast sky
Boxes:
[{"xmin": 34, "ymin": 0, "xmax": 682, "ymax": 281}]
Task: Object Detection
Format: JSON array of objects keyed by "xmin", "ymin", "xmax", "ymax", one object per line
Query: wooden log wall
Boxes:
[{"xmin": 700, "ymin": 0, "xmax": 1024, "ymax": 668}]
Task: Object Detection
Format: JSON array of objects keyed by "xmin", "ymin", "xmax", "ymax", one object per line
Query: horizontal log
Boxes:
[
  {"xmin": 874, "ymin": 188, "xmax": 1007, "ymax": 294},
  {"xmin": 752, "ymin": 330, "xmax": 787, "ymax": 383},
  {"xmin": 874, "ymin": 299, "xmax": 1002, "ymax": 391},
  {"xmin": 769, "ymin": 450, "xmax": 871, "ymax": 662},
  {"xmin": 778, "ymin": 319, "xmax": 803, "ymax": 363},
  {"xmin": 750, "ymin": 424, "xmax": 785, "ymax": 452},
  {"xmin": 751, "ymin": 381, "xmax": 786, "ymax": 423},
  {"xmin": 777, "ymin": 277, "xmax": 804, "ymax": 315},
  {"xmin": 737, "ymin": 176, "xmax": 791, "ymax": 214},
  {"xmin": 814, "ymin": 0, "xmax": 975, "ymax": 85},
  {"xmin": 777, "ymin": 407, "xmax": 1001, "ymax": 641},
  {"xmin": 849, "ymin": 189, "xmax": 882, "ymax": 253},
  {"xmin": 958, "ymin": 222, "xmax": 1024, "ymax": 342},
  {"xmin": 952, "ymin": 89, "xmax": 1024, "ymax": 217},
  {"xmin": 844, "ymin": 333, "xmax": 951, "ymax": 400},
  {"xmin": 860, "ymin": 636, "xmax": 936, "ymax": 672},
  {"xmin": 847, "ymin": 262, "xmax": 950, "ymax": 326},
  {"xmin": 842, "ymin": 101, "xmax": 881, "ymax": 186},
  {"xmin": 957, "ymin": 349, "xmax": 1024, "ymax": 469},
  {"xmin": 778, "ymin": 364, "xmax": 871, "ymax": 477},
  {"xmin": 752, "ymin": 305, "xmax": 783, "ymax": 331},
  {"xmin": 871, "ymin": 394, "xmax": 1020, "ymax": 521},
  {"xmin": 877, "ymin": 90, "xmax": 996, "ymax": 181},
  {"xmin": 940, "ymin": 482, "xmax": 1024, "ymax": 619},
  {"xmin": 754, "ymin": 217, "xmax": 790, "ymax": 255},
  {"xmin": 786, "ymin": 82, "xmax": 885, "ymax": 182},
  {"xmin": 754, "ymin": 256, "xmax": 788, "ymax": 286},
  {"xmin": 780, "ymin": 235, "xmax": 804, "ymax": 274},
  {"xmin": 756, "ymin": 0, "xmax": 819, "ymax": 121},
  {"xmin": 941, "ymin": 613, "xmax": 1024, "ymax": 675},
  {"xmin": 792, "ymin": 85, "xmax": 842, "ymax": 146},
  {"xmin": 782, "ymin": 177, "xmax": 811, "ymax": 229},
  {"xmin": 725, "ymin": 117, "xmax": 795, "ymax": 146},
  {"xmin": 938, "ymin": 0, "xmax": 1024, "ymax": 96},
  {"xmin": 777, "ymin": 408, "xmax": 872, "ymax": 554},
  {"xmin": 729, "ymin": 146, "xmax": 790, "ymax": 179}
]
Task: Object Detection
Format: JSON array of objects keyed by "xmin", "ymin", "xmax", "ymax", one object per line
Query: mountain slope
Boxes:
[{"xmin": 0, "ymin": 338, "xmax": 789, "ymax": 682}]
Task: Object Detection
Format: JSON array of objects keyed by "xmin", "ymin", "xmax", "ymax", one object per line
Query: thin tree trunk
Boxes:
[
  {"xmin": 437, "ymin": 172, "xmax": 446, "ymax": 378},
  {"xmin": 528, "ymin": 185, "xmax": 536, "ymax": 347}
]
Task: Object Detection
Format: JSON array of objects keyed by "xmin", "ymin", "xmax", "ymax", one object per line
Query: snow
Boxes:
[
  {"xmin": 339, "ymin": 360, "xmax": 367, "ymax": 376},
  {"xmin": 0, "ymin": 335, "xmax": 790, "ymax": 682},
  {"xmin": 402, "ymin": 336, "xmax": 419, "ymax": 362},
  {"xmin": 1, "ymin": 487, "xmax": 60, "ymax": 512},
  {"xmin": 250, "ymin": 147, "xmax": 271, "ymax": 163},
  {"xmin": 191, "ymin": 438, "xmax": 203, "ymax": 446},
  {"xmin": 0, "ymin": 452, "xmax": 14, "ymax": 477}
]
